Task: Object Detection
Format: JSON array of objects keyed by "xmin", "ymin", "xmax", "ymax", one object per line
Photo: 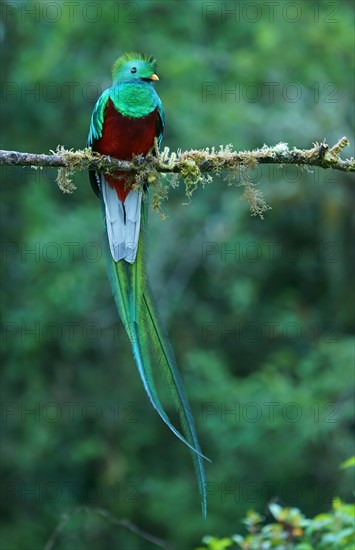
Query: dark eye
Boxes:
[{"xmin": 131, "ymin": 67, "xmax": 137, "ymax": 73}]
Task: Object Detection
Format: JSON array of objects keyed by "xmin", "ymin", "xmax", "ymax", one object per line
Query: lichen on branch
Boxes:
[{"xmin": 0, "ymin": 137, "xmax": 353, "ymax": 218}]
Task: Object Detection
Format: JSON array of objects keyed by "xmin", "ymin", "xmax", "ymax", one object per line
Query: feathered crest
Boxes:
[{"xmin": 112, "ymin": 52, "xmax": 157, "ymax": 77}]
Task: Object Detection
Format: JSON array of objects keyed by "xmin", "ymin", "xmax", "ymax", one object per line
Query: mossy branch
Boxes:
[
  {"xmin": 1, "ymin": 137, "xmax": 352, "ymax": 173},
  {"xmin": 0, "ymin": 137, "xmax": 353, "ymax": 218}
]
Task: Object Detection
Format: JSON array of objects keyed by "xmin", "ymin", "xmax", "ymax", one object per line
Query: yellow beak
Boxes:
[{"xmin": 150, "ymin": 73, "xmax": 159, "ymax": 81}]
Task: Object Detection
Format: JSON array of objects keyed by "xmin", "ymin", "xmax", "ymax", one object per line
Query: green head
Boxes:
[{"xmin": 112, "ymin": 53, "xmax": 159, "ymax": 84}]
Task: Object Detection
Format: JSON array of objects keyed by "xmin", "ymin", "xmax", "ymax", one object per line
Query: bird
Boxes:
[{"xmin": 87, "ymin": 53, "xmax": 208, "ymax": 516}]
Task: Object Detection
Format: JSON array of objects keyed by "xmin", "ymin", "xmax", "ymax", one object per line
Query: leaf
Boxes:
[
  {"xmin": 268, "ymin": 502, "xmax": 283, "ymax": 520},
  {"xmin": 201, "ymin": 536, "xmax": 234, "ymax": 550},
  {"xmin": 340, "ymin": 456, "xmax": 355, "ymax": 469}
]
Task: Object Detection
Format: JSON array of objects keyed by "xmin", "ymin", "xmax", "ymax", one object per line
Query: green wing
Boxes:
[
  {"xmin": 87, "ymin": 88, "xmax": 111, "ymax": 196},
  {"xmin": 87, "ymin": 88, "xmax": 111, "ymax": 147}
]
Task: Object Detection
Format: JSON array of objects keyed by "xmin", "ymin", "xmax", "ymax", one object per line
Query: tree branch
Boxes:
[
  {"xmin": 1, "ymin": 137, "xmax": 352, "ymax": 219},
  {"xmin": 0, "ymin": 137, "xmax": 353, "ymax": 174},
  {"xmin": 43, "ymin": 506, "xmax": 171, "ymax": 550}
]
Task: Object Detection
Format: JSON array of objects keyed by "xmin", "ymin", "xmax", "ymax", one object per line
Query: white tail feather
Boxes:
[{"xmin": 101, "ymin": 176, "xmax": 142, "ymax": 263}]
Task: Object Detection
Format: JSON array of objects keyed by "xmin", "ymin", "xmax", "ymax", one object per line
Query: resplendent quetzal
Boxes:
[{"xmin": 87, "ymin": 53, "xmax": 208, "ymax": 516}]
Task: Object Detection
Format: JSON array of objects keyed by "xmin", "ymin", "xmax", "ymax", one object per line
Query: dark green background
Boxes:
[{"xmin": 1, "ymin": 1, "xmax": 354, "ymax": 548}]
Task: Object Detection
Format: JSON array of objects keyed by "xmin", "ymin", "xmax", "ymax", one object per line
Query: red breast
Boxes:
[{"xmin": 94, "ymin": 99, "xmax": 159, "ymax": 203}]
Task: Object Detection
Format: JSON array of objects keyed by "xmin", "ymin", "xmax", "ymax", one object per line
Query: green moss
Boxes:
[{"xmin": 53, "ymin": 139, "xmax": 352, "ymax": 216}]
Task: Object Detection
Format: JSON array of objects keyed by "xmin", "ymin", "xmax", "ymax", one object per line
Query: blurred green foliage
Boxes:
[
  {"xmin": 1, "ymin": 1, "xmax": 354, "ymax": 549},
  {"xmin": 198, "ymin": 498, "xmax": 355, "ymax": 550}
]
